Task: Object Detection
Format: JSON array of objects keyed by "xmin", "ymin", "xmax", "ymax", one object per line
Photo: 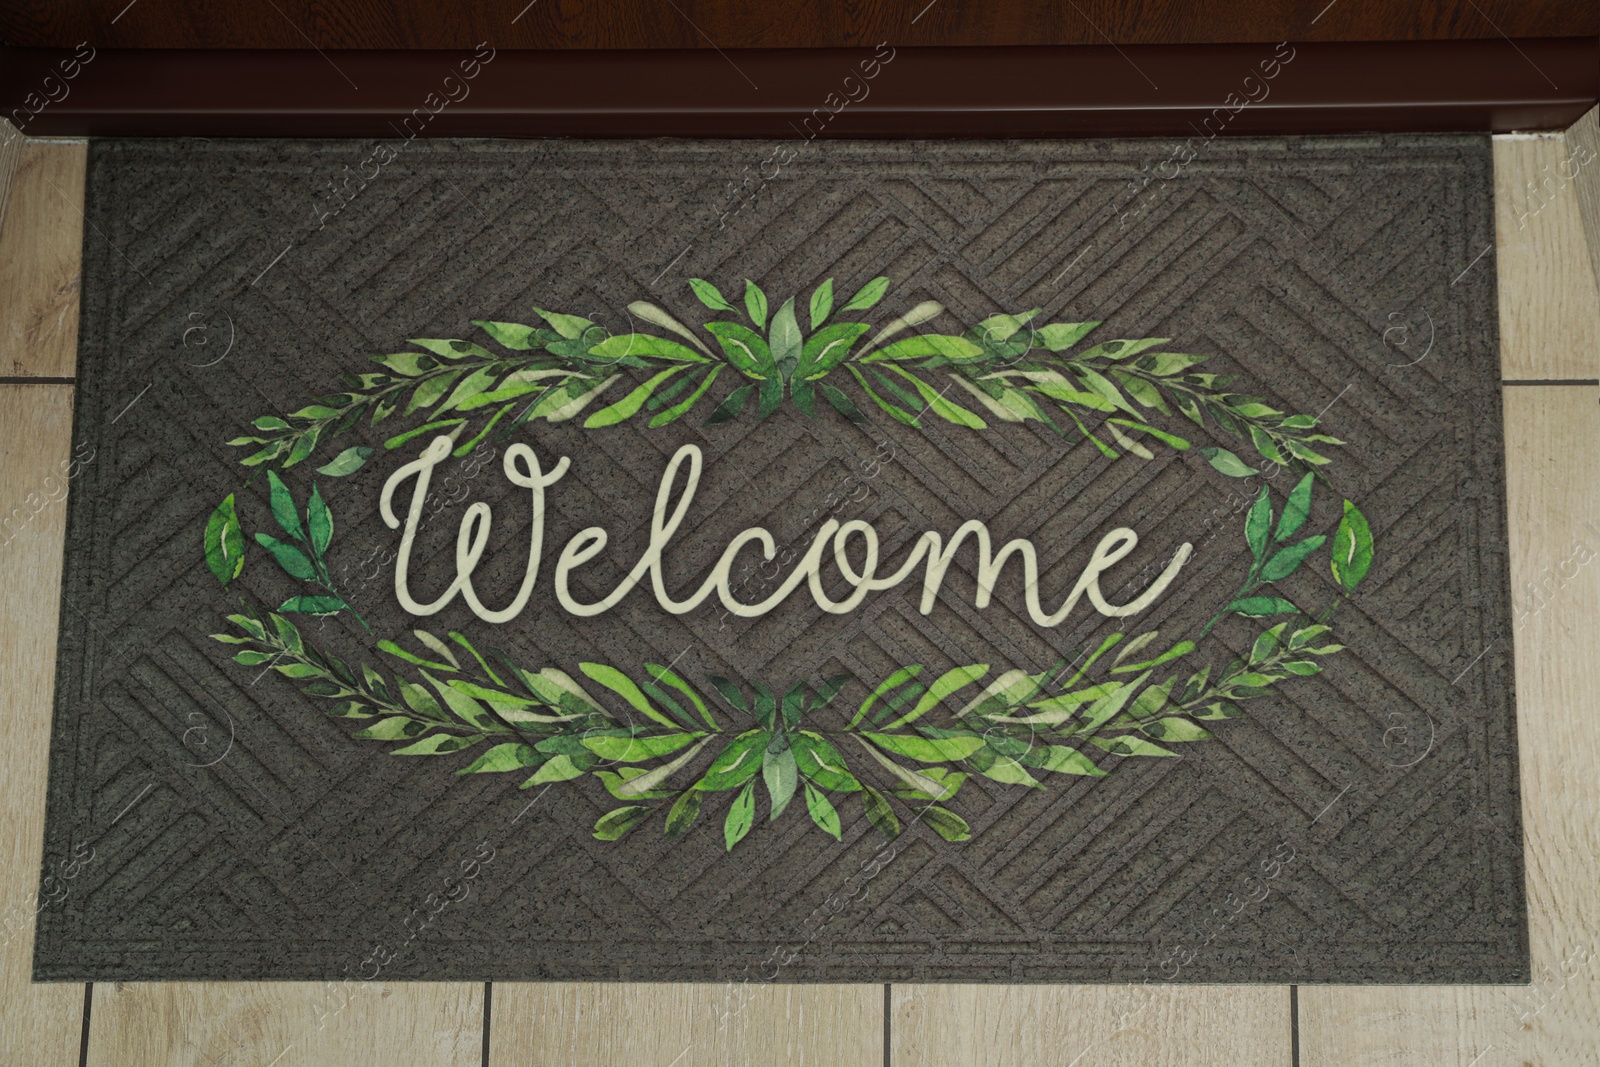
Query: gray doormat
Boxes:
[{"xmin": 35, "ymin": 135, "xmax": 1525, "ymax": 983}]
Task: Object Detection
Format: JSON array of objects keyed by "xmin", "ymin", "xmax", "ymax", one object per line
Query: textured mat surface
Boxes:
[{"xmin": 36, "ymin": 136, "xmax": 1525, "ymax": 982}]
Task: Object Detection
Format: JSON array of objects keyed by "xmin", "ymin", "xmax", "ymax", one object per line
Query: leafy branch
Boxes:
[
  {"xmin": 225, "ymin": 277, "xmax": 1341, "ymax": 476},
  {"xmin": 203, "ymin": 470, "xmax": 371, "ymax": 631}
]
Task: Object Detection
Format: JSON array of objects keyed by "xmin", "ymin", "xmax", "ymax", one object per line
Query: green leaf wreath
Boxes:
[
  {"xmin": 224, "ymin": 276, "xmax": 1342, "ymax": 478},
  {"xmin": 203, "ymin": 276, "xmax": 1374, "ymax": 849}
]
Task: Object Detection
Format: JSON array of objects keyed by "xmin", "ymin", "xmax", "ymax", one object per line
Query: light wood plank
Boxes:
[
  {"xmin": 489, "ymin": 982, "xmax": 881, "ymax": 1067},
  {"xmin": 1566, "ymin": 106, "xmax": 1600, "ymax": 298},
  {"xmin": 88, "ymin": 981, "xmax": 484, "ymax": 1067},
  {"xmin": 0, "ymin": 120, "xmax": 24, "ymax": 236},
  {"xmin": 1493, "ymin": 135, "xmax": 1600, "ymax": 380},
  {"xmin": 0, "ymin": 140, "xmax": 85, "ymax": 379},
  {"xmin": 893, "ymin": 985, "xmax": 1289, "ymax": 1067},
  {"xmin": 1300, "ymin": 386, "xmax": 1600, "ymax": 1065},
  {"xmin": 0, "ymin": 384, "xmax": 94, "ymax": 1065}
]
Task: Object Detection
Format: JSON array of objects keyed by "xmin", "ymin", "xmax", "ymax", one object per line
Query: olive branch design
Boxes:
[
  {"xmin": 222, "ymin": 277, "xmax": 1341, "ymax": 481},
  {"xmin": 202, "ymin": 275, "xmax": 1374, "ymax": 849}
]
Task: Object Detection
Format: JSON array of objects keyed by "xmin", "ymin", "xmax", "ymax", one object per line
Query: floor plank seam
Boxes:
[
  {"xmin": 481, "ymin": 981, "xmax": 493, "ymax": 1067},
  {"xmin": 1289, "ymin": 985, "xmax": 1300, "ymax": 1067},
  {"xmin": 1501, "ymin": 378, "xmax": 1600, "ymax": 386},
  {"xmin": 77, "ymin": 982, "xmax": 92, "ymax": 1067},
  {"xmin": 884, "ymin": 984, "xmax": 892, "ymax": 1067}
]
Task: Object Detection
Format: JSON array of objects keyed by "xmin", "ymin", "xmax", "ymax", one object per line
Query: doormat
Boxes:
[{"xmin": 36, "ymin": 136, "xmax": 1525, "ymax": 983}]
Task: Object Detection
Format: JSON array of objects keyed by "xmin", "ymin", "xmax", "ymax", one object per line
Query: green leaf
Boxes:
[
  {"xmin": 1251, "ymin": 624, "xmax": 1285, "ymax": 664},
  {"xmin": 391, "ymin": 733, "xmax": 482, "ymax": 756},
  {"xmin": 407, "ymin": 337, "xmax": 490, "ymax": 359},
  {"xmin": 792, "ymin": 732, "xmax": 861, "ymax": 792},
  {"xmin": 316, "ymin": 446, "xmax": 373, "ymax": 477},
  {"xmin": 526, "ymin": 753, "xmax": 589, "ymax": 786},
  {"xmin": 781, "ymin": 681, "xmax": 805, "ymax": 730},
  {"xmin": 1288, "ymin": 625, "xmax": 1332, "ymax": 650},
  {"xmin": 1201, "ymin": 446, "xmax": 1257, "ymax": 478},
  {"xmin": 1107, "ymin": 417, "xmax": 1190, "ymax": 451},
  {"xmin": 689, "ymin": 277, "xmax": 737, "ymax": 313},
  {"xmin": 742, "ymin": 280, "xmax": 768, "ymax": 329},
  {"xmin": 354, "ymin": 717, "xmax": 431, "ymax": 740},
  {"xmin": 253, "ymin": 414, "xmax": 290, "ymax": 431},
  {"xmin": 891, "ymin": 367, "xmax": 986, "ymax": 428},
  {"xmin": 707, "ymin": 383, "xmax": 755, "ymax": 424},
  {"xmin": 1091, "ymin": 735, "xmax": 1179, "ymax": 757},
  {"xmin": 1147, "ymin": 717, "xmax": 1214, "ymax": 742},
  {"xmin": 724, "ymin": 780, "xmax": 757, "ymax": 850},
  {"xmin": 1034, "ymin": 321, "xmax": 1100, "ymax": 351},
  {"xmin": 306, "ymin": 482, "xmax": 333, "ymax": 564},
  {"xmin": 532, "ymin": 307, "xmax": 596, "ymax": 340},
  {"xmin": 797, "ymin": 322, "xmax": 871, "ymax": 379},
  {"xmin": 1075, "ymin": 673, "xmax": 1150, "ymax": 736},
  {"xmin": 646, "ymin": 664, "xmax": 717, "ymax": 729},
  {"xmin": 458, "ymin": 743, "xmax": 538, "ymax": 774},
  {"xmin": 709, "ymin": 677, "xmax": 749, "ymax": 715},
  {"xmin": 1227, "ymin": 596, "xmax": 1300, "ymax": 617},
  {"xmin": 204, "ymin": 495, "xmax": 246, "ymax": 587},
  {"xmin": 751, "ymin": 681, "xmax": 777, "ymax": 731},
  {"xmin": 383, "ymin": 418, "xmax": 466, "ymax": 451},
  {"xmin": 838, "ymin": 276, "xmax": 889, "ymax": 314},
  {"xmin": 1281, "ymin": 660, "xmax": 1323, "ymax": 676},
  {"xmin": 586, "ymin": 333, "xmax": 707, "ymax": 363},
  {"xmin": 594, "ymin": 806, "xmax": 652, "ymax": 841},
  {"xmin": 377, "ymin": 639, "xmax": 454, "ymax": 671},
  {"xmin": 1030, "ymin": 746, "xmax": 1106, "ymax": 776},
  {"xmin": 880, "ymin": 664, "xmax": 989, "ymax": 730},
  {"xmin": 862, "ymin": 334, "xmax": 984, "ymax": 363},
  {"xmin": 768, "ymin": 297, "xmax": 802, "ymax": 379},
  {"xmin": 1261, "ymin": 535, "xmax": 1326, "ymax": 582},
  {"xmin": 922, "ymin": 806, "xmax": 971, "ymax": 842},
  {"xmin": 1112, "ymin": 640, "xmax": 1196, "ymax": 674},
  {"xmin": 664, "ymin": 788, "xmax": 705, "ymax": 838},
  {"xmin": 820, "ymin": 383, "xmax": 866, "ymax": 423},
  {"xmin": 648, "ymin": 366, "xmax": 722, "ymax": 427},
  {"xmin": 1276, "ymin": 472, "xmax": 1315, "ymax": 542},
  {"xmin": 861, "ymin": 733, "xmax": 985, "ymax": 763},
  {"xmin": 967, "ymin": 750, "xmax": 1042, "ymax": 788},
  {"xmin": 472, "ymin": 320, "xmax": 540, "ymax": 350},
  {"xmin": 435, "ymin": 366, "xmax": 503, "ymax": 414},
  {"xmin": 850, "ymin": 665, "xmax": 923, "ymax": 728},
  {"xmin": 763, "ymin": 738, "xmax": 799, "ymax": 820},
  {"xmin": 803, "ymin": 781, "xmax": 842, "ymax": 840},
  {"xmin": 266, "ymin": 470, "xmax": 304, "ymax": 543},
  {"xmin": 374, "ymin": 352, "xmax": 437, "ymax": 377},
  {"xmin": 279, "ymin": 595, "xmax": 346, "ymax": 615},
  {"xmin": 579, "ymin": 663, "xmax": 678, "ymax": 728},
  {"xmin": 581, "ymin": 732, "xmax": 701, "ymax": 762},
  {"xmin": 593, "ymin": 766, "xmax": 672, "ymax": 801},
  {"xmin": 1078, "ymin": 337, "xmax": 1170, "ymax": 361},
  {"xmin": 862, "ymin": 786, "xmax": 901, "ymax": 840},
  {"xmin": 1331, "ymin": 500, "xmax": 1374, "ymax": 594},
  {"xmin": 1245, "ymin": 485, "xmax": 1272, "ymax": 562},
  {"xmin": 399, "ymin": 679, "xmax": 446, "ymax": 720},
  {"xmin": 704, "ymin": 322, "xmax": 775, "ymax": 377},
  {"xmin": 253, "ymin": 532, "xmax": 314, "ymax": 580},
  {"xmin": 808, "ymin": 278, "xmax": 834, "ymax": 330},
  {"xmin": 698, "ymin": 731, "xmax": 768, "ymax": 791},
  {"xmin": 404, "ymin": 369, "xmax": 465, "ymax": 415},
  {"xmin": 583, "ymin": 366, "xmax": 690, "ymax": 428}
]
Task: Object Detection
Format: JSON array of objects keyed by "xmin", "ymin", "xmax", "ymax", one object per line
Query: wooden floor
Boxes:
[{"xmin": 1, "ymin": 118, "xmax": 1598, "ymax": 1067}]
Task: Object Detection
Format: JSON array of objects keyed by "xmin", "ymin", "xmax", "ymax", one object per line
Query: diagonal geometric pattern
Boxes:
[{"xmin": 35, "ymin": 136, "xmax": 1523, "ymax": 983}]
